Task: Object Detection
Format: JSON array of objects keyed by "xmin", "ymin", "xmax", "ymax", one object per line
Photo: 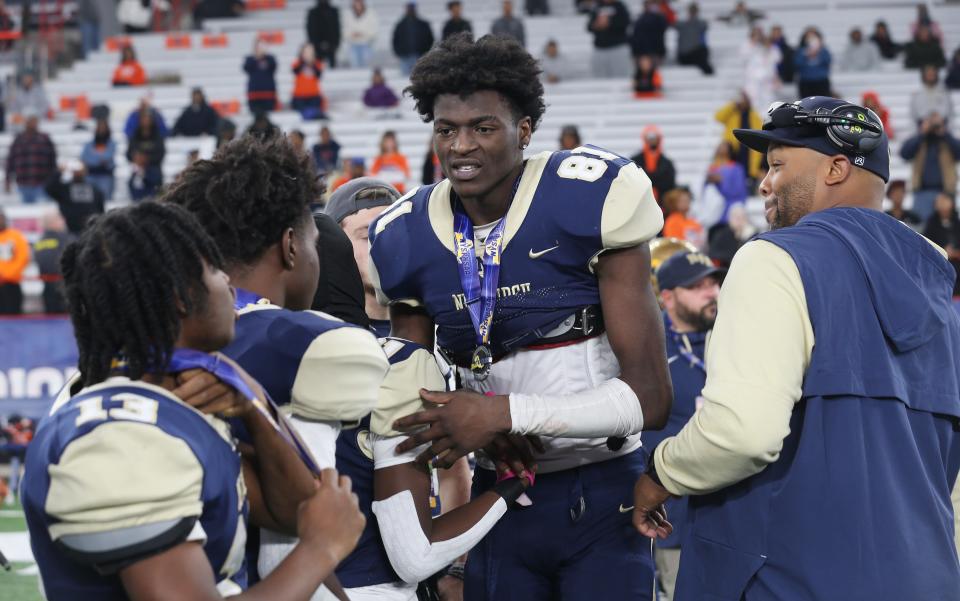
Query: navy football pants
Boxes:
[{"xmin": 464, "ymin": 449, "xmax": 655, "ymax": 601}]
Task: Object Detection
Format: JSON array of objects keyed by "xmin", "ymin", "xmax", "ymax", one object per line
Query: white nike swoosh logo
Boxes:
[
  {"xmin": 667, "ymin": 355, "xmax": 679, "ymax": 364},
  {"xmin": 618, "ymin": 504, "xmax": 634, "ymax": 513},
  {"xmin": 529, "ymin": 245, "xmax": 559, "ymax": 259}
]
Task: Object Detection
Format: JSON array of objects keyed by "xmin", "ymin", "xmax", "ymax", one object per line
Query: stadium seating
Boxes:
[{"xmin": 2, "ymin": 0, "xmax": 959, "ymax": 303}]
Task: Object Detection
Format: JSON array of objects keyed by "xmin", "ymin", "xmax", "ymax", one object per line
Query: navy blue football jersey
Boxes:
[
  {"xmin": 368, "ymin": 146, "xmax": 663, "ymax": 359},
  {"xmin": 22, "ymin": 378, "xmax": 249, "ymax": 600}
]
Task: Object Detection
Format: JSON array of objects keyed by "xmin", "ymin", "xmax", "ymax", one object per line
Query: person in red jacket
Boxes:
[
  {"xmin": 112, "ymin": 45, "xmax": 147, "ymax": 87},
  {"xmin": 291, "ymin": 43, "xmax": 328, "ymax": 119},
  {"xmin": 0, "ymin": 209, "xmax": 30, "ymax": 314}
]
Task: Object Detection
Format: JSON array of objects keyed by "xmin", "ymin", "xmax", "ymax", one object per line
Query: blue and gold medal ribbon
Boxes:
[{"xmin": 451, "ymin": 167, "xmax": 525, "ymax": 371}]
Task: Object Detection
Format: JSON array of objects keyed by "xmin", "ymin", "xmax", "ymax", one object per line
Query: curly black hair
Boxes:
[
  {"xmin": 406, "ymin": 33, "xmax": 546, "ymax": 131},
  {"xmin": 161, "ymin": 134, "xmax": 320, "ymax": 271},
  {"xmin": 61, "ymin": 202, "xmax": 224, "ymax": 386}
]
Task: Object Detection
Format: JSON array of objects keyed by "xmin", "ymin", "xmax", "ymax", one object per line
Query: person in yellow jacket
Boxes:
[
  {"xmin": 0, "ymin": 209, "xmax": 30, "ymax": 314},
  {"xmin": 714, "ymin": 91, "xmax": 763, "ymax": 180}
]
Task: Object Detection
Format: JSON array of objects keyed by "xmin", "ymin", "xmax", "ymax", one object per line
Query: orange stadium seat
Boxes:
[
  {"xmin": 202, "ymin": 33, "xmax": 229, "ymax": 48},
  {"xmin": 211, "ymin": 100, "xmax": 241, "ymax": 116},
  {"xmin": 104, "ymin": 36, "xmax": 132, "ymax": 51},
  {"xmin": 165, "ymin": 34, "xmax": 192, "ymax": 50},
  {"xmin": 257, "ymin": 30, "xmax": 284, "ymax": 45}
]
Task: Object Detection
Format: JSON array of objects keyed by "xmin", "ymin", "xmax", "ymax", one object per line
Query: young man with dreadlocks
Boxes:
[
  {"xmin": 164, "ymin": 134, "xmax": 389, "ymax": 601},
  {"xmin": 369, "ymin": 33, "xmax": 673, "ymax": 600},
  {"xmin": 21, "ymin": 202, "xmax": 366, "ymax": 600}
]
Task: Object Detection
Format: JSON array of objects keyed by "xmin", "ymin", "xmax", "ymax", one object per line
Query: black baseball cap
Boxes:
[
  {"xmin": 324, "ymin": 177, "xmax": 401, "ymax": 224},
  {"xmin": 656, "ymin": 250, "xmax": 723, "ymax": 290},
  {"xmin": 734, "ymin": 96, "xmax": 890, "ymax": 182}
]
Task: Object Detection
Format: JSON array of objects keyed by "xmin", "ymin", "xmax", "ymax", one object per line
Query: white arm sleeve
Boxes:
[
  {"xmin": 372, "ymin": 490, "xmax": 507, "ymax": 584},
  {"xmin": 508, "ymin": 377, "xmax": 644, "ymax": 438}
]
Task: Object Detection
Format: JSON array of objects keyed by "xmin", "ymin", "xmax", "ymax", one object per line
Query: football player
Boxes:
[
  {"xmin": 369, "ymin": 34, "xmax": 673, "ymax": 600},
  {"xmin": 21, "ymin": 202, "xmax": 365, "ymax": 600},
  {"xmin": 311, "ymin": 214, "xmax": 529, "ymax": 600},
  {"xmin": 163, "ymin": 135, "xmax": 389, "ymax": 600}
]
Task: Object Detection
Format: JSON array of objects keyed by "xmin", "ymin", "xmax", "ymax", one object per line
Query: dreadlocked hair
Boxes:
[
  {"xmin": 406, "ymin": 33, "xmax": 546, "ymax": 131},
  {"xmin": 161, "ymin": 134, "xmax": 320, "ymax": 271},
  {"xmin": 61, "ymin": 202, "xmax": 225, "ymax": 387}
]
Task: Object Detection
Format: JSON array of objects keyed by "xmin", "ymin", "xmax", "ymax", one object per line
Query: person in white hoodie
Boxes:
[{"xmin": 342, "ymin": 0, "xmax": 379, "ymax": 68}]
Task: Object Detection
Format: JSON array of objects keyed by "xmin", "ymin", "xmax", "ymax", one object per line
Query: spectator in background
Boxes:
[
  {"xmin": 123, "ymin": 97, "xmax": 168, "ymax": 138},
  {"xmin": 392, "ymin": 2, "xmax": 434, "ymax": 76},
  {"xmin": 631, "ymin": 0, "xmax": 667, "ymax": 64},
  {"xmin": 0, "ymin": 209, "xmax": 28, "ymax": 315},
  {"xmin": 904, "ymin": 24, "xmax": 945, "ymax": 69},
  {"xmin": 559, "ymin": 124, "xmax": 581, "ymax": 150},
  {"xmin": 127, "ymin": 150, "xmax": 162, "ymax": 201},
  {"xmin": 885, "ymin": 180, "xmax": 921, "ymax": 229},
  {"xmin": 795, "ymin": 28, "xmax": 831, "ymax": 98},
  {"xmin": 675, "ymin": 3, "xmax": 713, "ymax": 75},
  {"xmin": 492, "ymin": 0, "xmax": 526, "ymax": 47},
  {"xmin": 946, "ymin": 47, "xmax": 960, "ymax": 90},
  {"xmin": 862, "ymin": 91, "xmax": 894, "ymax": 139},
  {"xmin": 540, "ymin": 39, "xmax": 573, "ymax": 83},
  {"xmin": 526, "ymin": 0, "xmax": 549, "ymax": 15},
  {"xmin": 342, "ymin": 0, "xmax": 378, "ymax": 68},
  {"xmin": 216, "ymin": 118, "xmax": 237, "ymax": 149},
  {"xmin": 911, "ymin": 65, "xmax": 953, "ymax": 125},
  {"xmin": 421, "ymin": 138, "xmax": 442, "ymax": 185},
  {"xmin": 116, "ymin": 0, "xmax": 153, "ymax": 33},
  {"xmin": 911, "ymin": 4, "xmax": 942, "ymax": 42},
  {"xmin": 741, "ymin": 27, "xmax": 781, "ymax": 114},
  {"xmin": 287, "ymin": 129, "xmax": 306, "ymax": 155},
  {"xmin": 291, "ymin": 43, "xmax": 327, "ymax": 120},
  {"xmin": 0, "ymin": 0, "xmax": 16, "ymax": 53},
  {"xmin": 715, "ymin": 90, "xmax": 762, "ymax": 181},
  {"xmin": 112, "ymin": 45, "xmax": 147, "ymax": 87},
  {"xmin": 922, "ymin": 192, "xmax": 960, "ymax": 295},
  {"xmin": 716, "ymin": 1, "xmax": 763, "ymax": 26},
  {"xmin": 193, "ymin": 0, "xmax": 243, "ymax": 27},
  {"xmin": 172, "ymin": 87, "xmax": 219, "ymax": 137},
  {"xmin": 44, "ymin": 160, "xmax": 105, "ymax": 235},
  {"xmin": 363, "ymin": 68, "xmax": 399, "ymax": 108},
  {"xmin": 313, "ymin": 124, "xmax": 341, "ymax": 174},
  {"xmin": 6, "ymin": 112, "xmax": 56, "ymax": 204},
  {"xmin": 126, "ymin": 108, "xmax": 165, "ymax": 189},
  {"xmin": 82, "ymin": 118, "xmax": 116, "ymax": 200},
  {"xmin": 77, "ymin": 0, "xmax": 101, "ymax": 57},
  {"xmin": 705, "ymin": 140, "xmax": 747, "ymax": 224},
  {"xmin": 332, "ymin": 157, "xmax": 367, "ymax": 190},
  {"xmin": 870, "ymin": 20, "xmax": 901, "ymax": 60},
  {"xmin": 246, "ymin": 111, "xmax": 279, "ymax": 139},
  {"xmin": 707, "ymin": 202, "xmax": 755, "ymax": 266},
  {"xmin": 662, "ymin": 187, "xmax": 705, "ymax": 248},
  {"xmin": 370, "ymin": 130, "xmax": 411, "ymax": 193},
  {"xmin": 244, "ymin": 40, "xmax": 278, "ymax": 114},
  {"xmin": 9, "ymin": 71, "xmax": 50, "ymax": 127},
  {"xmin": 633, "ymin": 54, "xmax": 663, "ymax": 97},
  {"xmin": 442, "ymin": 1, "xmax": 473, "ymax": 41},
  {"xmin": 840, "ymin": 27, "xmax": 881, "ymax": 72},
  {"xmin": 587, "ymin": 0, "xmax": 631, "ymax": 78},
  {"xmin": 769, "ymin": 25, "xmax": 794, "ymax": 84},
  {"xmin": 631, "ymin": 125, "xmax": 675, "ymax": 202},
  {"xmin": 307, "ymin": 0, "xmax": 341, "ymax": 68},
  {"xmin": 900, "ymin": 113, "xmax": 960, "ymax": 220},
  {"xmin": 33, "ymin": 211, "xmax": 71, "ymax": 314}
]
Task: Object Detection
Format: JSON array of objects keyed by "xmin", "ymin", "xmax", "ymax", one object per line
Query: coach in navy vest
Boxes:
[{"xmin": 631, "ymin": 96, "xmax": 960, "ymax": 600}]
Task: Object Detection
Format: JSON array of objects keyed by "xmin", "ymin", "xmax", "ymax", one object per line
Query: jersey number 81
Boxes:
[{"xmin": 557, "ymin": 146, "xmax": 618, "ymax": 183}]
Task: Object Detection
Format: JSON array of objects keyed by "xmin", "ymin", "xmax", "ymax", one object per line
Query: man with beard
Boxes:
[
  {"xmin": 631, "ymin": 96, "xmax": 960, "ymax": 600},
  {"xmin": 646, "ymin": 249, "xmax": 720, "ymax": 601}
]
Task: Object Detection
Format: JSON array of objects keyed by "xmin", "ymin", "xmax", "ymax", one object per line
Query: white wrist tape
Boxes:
[
  {"xmin": 371, "ymin": 433, "xmax": 424, "ymax": 470},
  {"xmin": 508, "ymin": 377, "xmax": 644, "ymax": 438},
  {"xmin": 372, "ymin": 490, "xmax": 506, "ymax": 584}
]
